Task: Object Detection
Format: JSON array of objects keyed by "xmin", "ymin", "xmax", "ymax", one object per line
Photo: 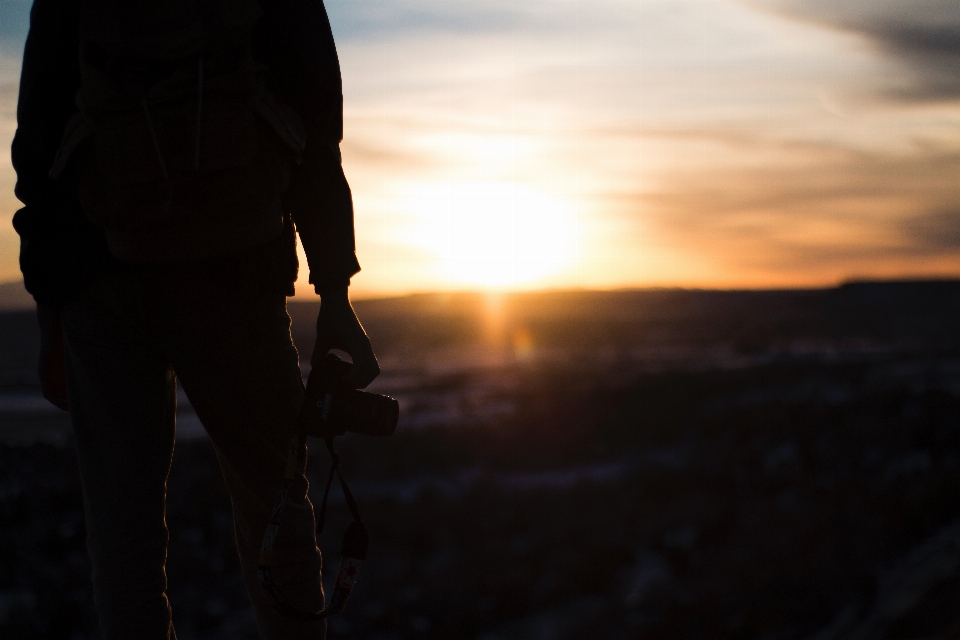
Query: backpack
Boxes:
[{"xmin": 51, "ymin": 0, "xmax": 308, "ymax": 264}]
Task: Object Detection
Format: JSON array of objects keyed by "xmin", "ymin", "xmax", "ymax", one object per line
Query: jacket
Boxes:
[{"xmin": 11, "ymin": 0, "xmax": 361, "ymax": 305}]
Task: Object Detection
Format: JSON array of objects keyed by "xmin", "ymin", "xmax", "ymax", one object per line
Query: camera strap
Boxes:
[
  {"xmin": 315, "ymin": 437, "xmax": 363, "ymax": 534},
  {"xmin": 258, "ymin": 435, "xmax": 369, "ymax": 621}
]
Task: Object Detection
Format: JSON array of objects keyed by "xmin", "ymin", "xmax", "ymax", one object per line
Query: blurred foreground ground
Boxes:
[{"xmin": 2, "ymin": 282, "xmax": 960, "ymax": 639}]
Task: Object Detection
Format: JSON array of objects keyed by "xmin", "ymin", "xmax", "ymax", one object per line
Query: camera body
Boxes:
[{"xmin": 297, "ymin": 353, "xmax": 399, "ymax": 439}]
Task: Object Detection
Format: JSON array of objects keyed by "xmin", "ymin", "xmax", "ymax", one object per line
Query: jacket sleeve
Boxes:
[
  {"xmin": 12, "ymin": 0, "xmax": 113, "ymax": 306},
  {"xmin": 253, "ymin": 0, "xmax": 361, "ymax": 292}
]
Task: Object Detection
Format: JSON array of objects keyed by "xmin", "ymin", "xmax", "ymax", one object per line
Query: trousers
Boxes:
[{"xmin": 59, "ymin": 246, "xmax": 325, "ymax": 639}]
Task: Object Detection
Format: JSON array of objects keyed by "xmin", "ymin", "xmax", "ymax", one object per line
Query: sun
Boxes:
[{"xmin": 401, "ymin": 181, "xmax": 580, "ymax": 288}]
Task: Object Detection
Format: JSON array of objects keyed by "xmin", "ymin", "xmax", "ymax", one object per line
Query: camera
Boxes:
[{"xmin": 297, "ymin": 353, "xmax": 399, "ymax": 438}]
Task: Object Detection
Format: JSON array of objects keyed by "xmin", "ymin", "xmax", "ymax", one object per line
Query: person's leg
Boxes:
[
  {"xmin": 61, "ymin": 272, "xmax": 178, "ymax": 640},
  {"xmin": 152, "ymin": 270, "xmax": 325, "ymax": 639}
]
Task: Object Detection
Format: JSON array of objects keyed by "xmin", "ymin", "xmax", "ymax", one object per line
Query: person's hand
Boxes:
[
  {"xmin": 312, "ymin": 288, "xmax": 380, "ymax": 388},
  {"xmin": 36, "ymin": 303, "xmax": 69, "ymax": 411}
]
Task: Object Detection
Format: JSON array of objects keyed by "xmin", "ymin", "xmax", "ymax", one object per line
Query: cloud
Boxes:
[
  {"xmin": 324, "ymin": 0, "xmax": 529, "ymax": 40},
  {"xmin": 749, "ymin": 0, "xmax": 960, "ymax": 100},
  {"xmin": 325, "ymin": 0, "xmax": 644, "ymax": 45},
  {"xmin": 641, "ymin": 135, "xmax": 960, "ymax": 279},
  {"xmin": 905, "ymin": 207, "xmax": 960, "ymax": 251}
]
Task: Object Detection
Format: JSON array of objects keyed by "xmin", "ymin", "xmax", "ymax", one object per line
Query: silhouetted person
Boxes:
[{"xmin": 12, "ymin": 1, "xmax": 379, "ymax": 637}]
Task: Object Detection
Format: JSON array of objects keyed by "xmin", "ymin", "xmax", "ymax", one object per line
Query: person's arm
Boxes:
[
  {"xmin": 253, "ymin": 0, "xmax": 361, "ymax": 293},
  {"xmin": 254, "ymin": 0, "xmax": 376, "ymax": 386},
  {"xmin": 12, "ymin": 0, "xmax": 110, "ymax": 410},
  {"xmin": 12, "ymin": 0, "xmax": 113, "ymax": 307},
  {"xmin": 286, "ymin": 142, "xmax": 362, "ymax": 293}
]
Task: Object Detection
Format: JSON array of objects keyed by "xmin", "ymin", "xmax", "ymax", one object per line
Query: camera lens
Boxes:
[
  {"xmin": 370, "ymin": 396, "xmax": 400, "ymax": 436},
  {"xmin": 320, "ymin": 389, "xmax": 399, "ymax": 437}
]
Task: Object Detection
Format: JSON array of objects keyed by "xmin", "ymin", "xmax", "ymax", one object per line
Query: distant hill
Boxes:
[
  {"xmin": 290, "ymin": 280, "xmax": 960, "ymax": 359},
  {"xmin": 0, "ymin": 280, "xmax": 34, "ymax": 311},
  {"xmin": 3, "ymin": 281, "xmax": 960, "ymax": 387}
]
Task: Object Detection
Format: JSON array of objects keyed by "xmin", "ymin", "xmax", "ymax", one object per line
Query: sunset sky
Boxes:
[{"xmin": 0, "ymin": 0, "xmax": 957, "ymax": 297}]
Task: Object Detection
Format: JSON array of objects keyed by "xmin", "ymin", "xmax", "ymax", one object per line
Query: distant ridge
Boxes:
[
  {"xmin": 0, "ymin": 280, "xmax": 34, "ymax": 311},
  {"xmin": 3, "ymin": 278, "xmax": 958, "ymax": 314},
  {"xmin": 2, "ymin": 279, "xmax": 959, "ymax": 384},
  {"xmin": 280, "ymin": 279, "xmax": 960, "ymax": 361}
]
